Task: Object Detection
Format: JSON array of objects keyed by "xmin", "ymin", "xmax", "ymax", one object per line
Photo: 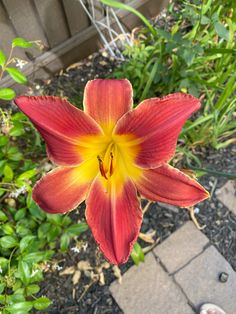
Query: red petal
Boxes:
[
  {"xmin": 115, "ymin": 93, "xmax": 200, "ymax": 168},
  {"xmin": 33, "ymin": 161, "xmax": 98, "ymax": 213},
  {"xmin": 84, "ymin": 79, "xmax": 133, "ymax": 134},
  {"xmin": 86, "ymin": 177, "xmax": 142, "ymax": 264},
  {"xmin": 136, "ymin": 164, "xmax": 209, "ymax": 207},
  {"xmin": 15, "ymin": 96, "xmax": 102, "ymax": 165}
]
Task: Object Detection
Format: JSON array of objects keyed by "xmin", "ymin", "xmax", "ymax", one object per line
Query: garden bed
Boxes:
[{"xmin": 29, "ymin": 52, "xmax": 236, "ymax": 314}]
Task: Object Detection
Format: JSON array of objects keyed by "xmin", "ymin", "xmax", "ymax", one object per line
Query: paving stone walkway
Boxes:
[{"xmin": 110, "ymin": 221, "xmax": 236, "ymax": 314}]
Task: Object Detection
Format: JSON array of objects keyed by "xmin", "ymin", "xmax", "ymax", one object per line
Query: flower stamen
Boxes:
[{"xmin": 97, "ymin": 155, "xmax": 108, "ymax": 179}]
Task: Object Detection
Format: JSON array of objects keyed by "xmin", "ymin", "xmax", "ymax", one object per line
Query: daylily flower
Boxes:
[{"xmin": 15, "ymin": 79, "xmax": 209, "ymax": 264}]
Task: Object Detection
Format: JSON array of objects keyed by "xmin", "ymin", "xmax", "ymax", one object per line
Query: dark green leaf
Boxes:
[
  {"xmin": 6, "ymin": 67, "xmax": 27, "ymax": 84},
  {"xmin": 0, "ymin": 87, "xmax": 16, "ymax": 100},
  {"xmin": 22, "ymin": 250, "xmax": 54, "ymax": 263},
  {"xmin": 131, "ymin": 242, "xmax": 144, "ymax": 265},
  {"xmin": 12, "ymin": 38, "xmax": 33, "ymax": 48},
  {"xmin": 14, "ymin": 208, "xmax": 26, "ymax": 221},
  {"xmin": 34, "ymin": 297, "xmax": 52, "ymax": 310},
  {"xmin": 0, "ymin": 49, "xmax": 6, "ymax": 67},
  {"xmin": 65, "ymin": 223, "xmax": 88, "ymax": 236},
  {"xmin": 60, "ymin": 234, "xmax": 70, "ymax": 252}
]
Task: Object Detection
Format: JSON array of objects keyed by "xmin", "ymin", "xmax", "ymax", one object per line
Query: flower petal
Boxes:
[
  {"xmin": 15, "ymin": 96, "xmax": 102, "ymax": 165},
  {"xmin": 115, "ymin": 93, "xmax": 201, "ymax": 168},
  {"xmin": 33, "ymin": 160, "xmax": 98, "ymax": 214},
  {"xmin": 86, "ymin": 176, "xmax": 142, "ymax": 264},
  {"xmin": 135, "ymin": 164, "xmax": 209, "ymax": 207},
  {"xmin": 84, "ymin": 79, "xmax": 133, "ymax": 134}
]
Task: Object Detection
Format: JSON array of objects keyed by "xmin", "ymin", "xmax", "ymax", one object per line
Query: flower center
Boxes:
[{"xmin": 97, "ymin": 142, "xmax": 116, "ymax": 180}]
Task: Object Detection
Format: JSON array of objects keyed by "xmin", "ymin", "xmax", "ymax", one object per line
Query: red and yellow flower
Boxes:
[{"xmin": 15, "ymin": 79, "xmax": 209, "ymax": 264}]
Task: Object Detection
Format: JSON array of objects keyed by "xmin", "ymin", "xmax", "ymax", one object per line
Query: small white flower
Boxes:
[
  {"xmin": 0, "ymin": 266, "xmax": 3, "ymax": 273},
  {"xmin": 71, "ymin": 246, "xmax": 80, "ymax": 253},
  {"xmin": 15, "ymin": 59, "xmax": 28, "ymax": 69},
  {"xmin": 54, "ymin": 264, "xmax": 63, "ymax": 271}
]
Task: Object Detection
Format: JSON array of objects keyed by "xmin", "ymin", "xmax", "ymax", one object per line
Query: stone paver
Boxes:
[
  {"xmin": 216, "ymin": 181, "xmax": 236, "ymax": 214},
  {"xmin": 153, "ymin": 221, "xmax": 209, "ymax": 273},
  {"xmin": 110, "ymin": 253, "xmax": 194, "ymax": 314},
  {"xmin": 110, "ymin": 222, "xmax": 236, "ymax": 314},
  {"xmin": 175, "ymin": 245, "xmax": 236, "ymax": 313}
]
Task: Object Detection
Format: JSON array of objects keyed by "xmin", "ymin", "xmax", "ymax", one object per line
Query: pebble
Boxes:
[{"xmin": 219, "ymin": 272, "xmax": 229, "ymax": 283}]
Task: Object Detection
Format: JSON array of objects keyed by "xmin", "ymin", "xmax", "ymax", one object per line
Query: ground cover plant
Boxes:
[
  {"xmin": 107, "ymin": 0, "xmax": 236, "ymax": 160},
  {"xmin": 0, "ymin": 40, "xmax": 88, "ymax": 313}
]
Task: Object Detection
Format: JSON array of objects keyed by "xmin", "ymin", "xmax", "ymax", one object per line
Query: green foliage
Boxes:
[
  {"xmin": 0, "ymin": 37, "xmax": 35, "ymax": 101},
  {"xmin": 110, "ymin": 0, "xmax": 236, "ymax": 151},
  {"xmin": 131, "ymin": 242, "xmax": 145, "ymax": 265},
  {"xmin": 0, "ymin": 110, "xmax": 88, "ymax": 313}
]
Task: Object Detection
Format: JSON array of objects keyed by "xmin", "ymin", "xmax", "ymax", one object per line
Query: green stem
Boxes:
[{"xmin": 188, "ymin": 164, "xmax": 236, "ymax": 179}]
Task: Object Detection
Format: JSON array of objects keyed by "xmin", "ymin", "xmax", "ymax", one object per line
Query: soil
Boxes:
[{"xmin": 27, "ymin": 50, "xmax": 236, "ymax": 314}]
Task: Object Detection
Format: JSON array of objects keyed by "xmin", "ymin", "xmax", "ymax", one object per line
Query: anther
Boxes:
[
  {"xmin": 109, "ymin": 152, "xmax": 114, "ymax": 176},
  {"xmin": 97, "ymin": 155, "xmax": 108, "ymax": 179}
]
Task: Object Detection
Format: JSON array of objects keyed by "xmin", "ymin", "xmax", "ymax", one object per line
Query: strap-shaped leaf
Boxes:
[
  {"xmin": 0, "ymin": 50, "xmax": 6, "ymax": 67},
  {"xmin": 12, "ymin": 37, "xmax": 33, "ymax": 48}
]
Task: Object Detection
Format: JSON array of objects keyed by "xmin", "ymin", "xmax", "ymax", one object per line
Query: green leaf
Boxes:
[
  {"xmin": 0, "ymin": 136, "xmax": 8, "ymax": 146},
  {"xmin": 9, "ymin": 125, "xmax": 24, "ymax": 137},
  {"xmin": 6, "ymin": 67, "xmax": 27, "ymax": 84},
  {"xmin": 0, "ymin": 235, "xmax": 18, "ymax": 248},
  {"xmin": 12, "ymin": 38, "xmax": 33, "ymax": 48},
  {"xmin": 214, "ymin": 22, "xmax": 229, "ymax": 40},
  {"xmin": 27, "ymin": 192, "xmax": 45, "ymax": 220},
  {"xmin": 65, "ymin": 223, "xmax": 88, "ymax": 236},
  {"xmin": 17, "ymin": 169, "xmax": 37, "ymax": 181},
  {"xmin": 22, "ymin": 250, "xmax": 54, "ymax": 263},
  {"xmin": 60, "ymin": 234, "xmax": 70, "ymax": 252},
  {"xmin": 5, "ymin": 301, "xmax": 33, "ymax": 313},
  {"xmin": 20, "ymin": 235, "xmax": 35, "ymax": 253},
  {"xmin": 34, "ymin": 297, "xmax": 52, "ymax": 310},
  {"xmin": 14, "ymin": 208, "xmax": 26, "ymax": 221},
  {"xmin": 47, "ymin": 225, "xmax": 61, "ymax": 241},
  {"xmin": 3, "ymin": 164, "xmax": 14, "ymax": 181},
  {"xmin": 0, "ymin": 282, "xmax": 5, "ymax": 294},
  {"xmin": 25, "ymin": 284, "xmax": 40, "ymax": 296},
  {"xmin": 1, "ymin": 223, "xmax": 14, "ymax": 235},
  {"xmin": 131, "ymin": 242, "xmax": 144, "ymax": 265},
  {"xmin": 0, "ymin": 87, "xmax": 16, "ymax": 100},
  {"xmin": 0, "ymin": 49, "xmax": 6, "ymax": 67},
  {"xmin": 0, "ymin": 210, "xmax": 8, "ymax": 222},
  {"xmin": 0, "ymin": 257, "xmax": 9, "ymax": 272},
  {"xmin": 18, "ymin": 260, "xmax": 31, "ymax": 285}
]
